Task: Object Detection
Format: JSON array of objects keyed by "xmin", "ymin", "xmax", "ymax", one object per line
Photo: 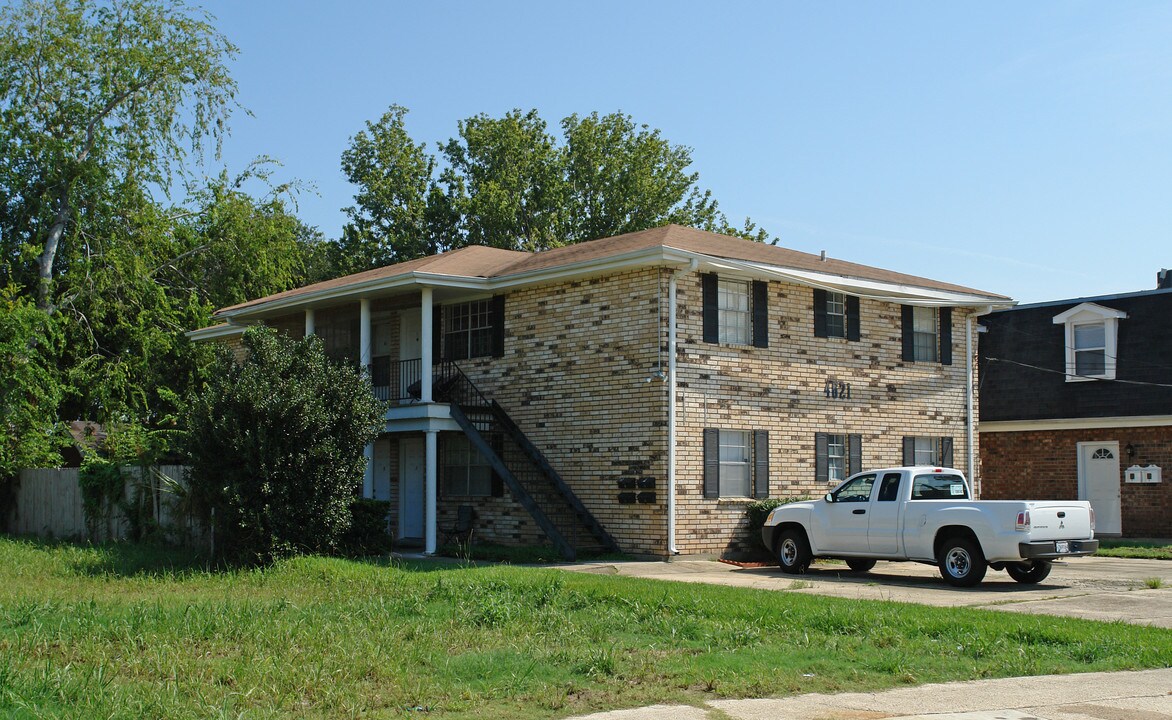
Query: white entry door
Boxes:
[
  {"xmin": 399, "ymin": 436, "xmax": 424, "ymax": 539},
  {"xmin": 1078, "ymin": 441, "xmax": 1122, "ymax": 535},
  {"xmin": 399, "ymin": 310, "xmax": 422, "ymax": 401}
]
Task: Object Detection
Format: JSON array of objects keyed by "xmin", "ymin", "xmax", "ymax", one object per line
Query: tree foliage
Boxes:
[
  {"xmin": 338, "ymin": 106, "xmax": 771, "ymax": 269},
  {"xmin": 0, "ymin": 286, "xmax": 65, "ymax": 480},
  {"xmin": 184, "ymin": 327, "xmax": 385, "ymax": 563},
  {"xmin": 0, "ymin": 0, "xmax": 238, "ymax": 308}
]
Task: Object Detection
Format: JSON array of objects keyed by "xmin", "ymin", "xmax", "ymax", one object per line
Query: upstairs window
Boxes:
[
  {"xmin": 901, "ymin": 305, "xmax": 952, "ymax": 365},
  {"xmin": 701, "ymin": 274, "xmax": 769, "ymax": 348},
  {"xmin": 1052, "ymin": 302, "xmax": 1127, "ymax": 381},
  {"xmin": 813, "ymin": 289, "xmax": 860, "ymax": 340},
  {"xmin": 719, "ymin": 279, "xmax": 751, "ymax": 345},
  {"xmin": 439, "ymin": 296, "xmax": 505, "ymax": 361}
]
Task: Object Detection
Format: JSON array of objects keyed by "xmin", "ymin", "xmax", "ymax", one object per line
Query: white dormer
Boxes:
[{"xmin": 1052, "ymin": 302, "xmax": 1127, "ymax": 382}]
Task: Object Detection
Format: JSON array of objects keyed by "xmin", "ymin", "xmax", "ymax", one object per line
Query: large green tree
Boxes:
[
  {"xmin": 338, "ymin": 106, "xmax": 771, "ymax": 267},
  {"xmin": 0, "ymin": 0, "xmax": 238, "ymax": 310}
]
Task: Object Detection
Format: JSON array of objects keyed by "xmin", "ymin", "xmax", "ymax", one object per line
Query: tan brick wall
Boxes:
[
  {"xmin": 669, "ymin": 275, "xmax": 978, "ymax": 557},
  {"xmin": 981, "ymin": 426, "xmax": 1172, "ymax": 537},
  {"xmin": 257, "ymin": 267, "xmax": 980, "ymax": 558}
]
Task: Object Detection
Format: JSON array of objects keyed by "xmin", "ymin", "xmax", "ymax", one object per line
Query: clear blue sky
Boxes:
[{"xmin": 201, "ymin": 1, "xmax": 1172, "ymax": 304}]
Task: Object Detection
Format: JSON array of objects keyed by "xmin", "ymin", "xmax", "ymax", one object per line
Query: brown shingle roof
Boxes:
[
  {"xmin": 216, "ymin": 224, "xmax": 1007, "ymax": 318},
  {"xmin": 217, "ymin": 245, "xmax": 528, "ymax": 315}
]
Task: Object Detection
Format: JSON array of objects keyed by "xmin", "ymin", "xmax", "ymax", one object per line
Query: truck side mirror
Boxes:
[{"xmin": 824, "ymin": 492, "xmax": 834, "ymax": 503}]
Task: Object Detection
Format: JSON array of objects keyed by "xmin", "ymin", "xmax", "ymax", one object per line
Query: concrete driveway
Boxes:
[{"xmin": 560, "ymin": 555, "xmax": 1172, "ymax": 627}]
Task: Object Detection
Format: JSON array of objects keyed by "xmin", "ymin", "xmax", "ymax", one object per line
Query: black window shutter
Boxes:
[
  {"xmin": 901, "ymin": 305, "xmax": 915, "ymax": 361},
  {"xmin": 703, "ymin": 428, "xmax": 720, "ymax": 498},
  {"xmin": 846, "ymin": 296, "xmax": 861, "ymax": 342},
  {"xmin": 939, "ymin": 307, "xmax": 952, "ymax": 365},
  {"xmin": 815, "ymin": 432, "xmax": 829, "ymax": 484},
  {"xmin": 490, "ymin": 433, "xmax": 505, "ymax": 497},
  {"xmin": 432, "ymin": 305, "xmax": 443, "ymax": 361},
  {"xmin": 939, "ymin": 436, "xmax": 954, "ymax": 467},
  {"xmin": 902, "ymin": 436, "xmax": 915, "ymax": 466},
  {"xmin": 753, "ymin": 430, "xmax": 769, "ymax": 498},
  {"xmin": 848, "ymin": 434, "xmax": 862, "ymax": 475},
  {"xmin": 813, "ymin": 289, "xmax": 828, "ymax": 338},
  {"xmin": 752, "ymin": 281, "xmax": 768, "ymax": 348},
  {"xmin": 491, "ymin": 294, "xmax": 506, "ymax": 358},
  {"xmin": 702, "ymin": 274, "xmax": 719, "ymax": 344}
]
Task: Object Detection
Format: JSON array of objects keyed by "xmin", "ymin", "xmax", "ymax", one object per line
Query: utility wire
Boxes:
[{"xmin": 984, "ymin": 357, "xmax": 1172, "ymax": 389}]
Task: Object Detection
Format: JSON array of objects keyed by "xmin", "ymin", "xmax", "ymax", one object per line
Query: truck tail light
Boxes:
[
  {"xmin": 1015, "ymin": 511, "xmax": 1031, "ymax": 532},
  {"xmin": 1090, "ymin": 507, "xmax": 1096, "ymax": 532}
]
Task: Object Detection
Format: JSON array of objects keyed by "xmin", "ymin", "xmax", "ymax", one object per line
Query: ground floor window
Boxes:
[
  {"xmin": 443, "ymin": 435, "xmax": 493, "ymax": 496},
  {"xmin": 902, "ymin": 436, "xmax": 955, "ymax": 468},
  {"xmin": 703, "ymin": 428, "xmax": 769, "ymax": 499}
]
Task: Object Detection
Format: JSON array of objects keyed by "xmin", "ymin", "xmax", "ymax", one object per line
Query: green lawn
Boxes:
[
  {"xmin": 1, "ymin": 539, "xmax": 1169, "ymax": 719},
  {"xmin": 1095, "ymin": 540, "xmax": 1172, "ymax": 560}
]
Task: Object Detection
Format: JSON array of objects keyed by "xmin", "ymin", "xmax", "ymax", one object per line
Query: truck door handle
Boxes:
[{"xmin": 852, "ymin": 509, "xmax": 866, "ymax": 515}]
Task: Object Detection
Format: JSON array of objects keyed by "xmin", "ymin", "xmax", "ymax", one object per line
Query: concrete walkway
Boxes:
[{"xmin": 572, "ymin": 668, "xmax": 1172, "ymax": 720}]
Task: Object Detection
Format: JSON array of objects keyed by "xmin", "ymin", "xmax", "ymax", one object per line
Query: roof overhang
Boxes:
[
  {"xmin": 185, "ymin": 322, "xmax": 249, "ymax": 342},
  {"xmin": 215, "ymin": 244, "xmax": 1013, "ymax": 323}
]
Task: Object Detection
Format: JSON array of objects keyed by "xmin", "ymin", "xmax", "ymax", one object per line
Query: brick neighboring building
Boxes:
[
  {"xmin": 978, "ymin": 274, "xmax": 1172, "ymax": 538},
  {"xmin": 190, "ymin": 225, "xmax": 1010, "ymax": 558}
]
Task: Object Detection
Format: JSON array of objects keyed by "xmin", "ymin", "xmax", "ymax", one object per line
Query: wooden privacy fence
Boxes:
[{"xmin": 5, "ymin": 465, "xmax": 199, "ymax": 544}]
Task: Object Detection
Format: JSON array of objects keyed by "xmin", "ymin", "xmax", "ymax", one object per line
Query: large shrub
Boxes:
[{"xmin": 184, "ymin": 327, "xmax": 385, "ymax": 563}]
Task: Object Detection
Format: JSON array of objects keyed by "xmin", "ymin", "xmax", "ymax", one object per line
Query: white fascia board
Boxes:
[
  {"xmin": 488, "ymin": 246, "xmax": 693, "ymax": 289},
  {"xmin": 185, "ymin": 322, "xmax": 248, "ymax": 341},
  {"xmin": 981, "ymin": 415, "xmax": 1172, "ymax": 432},
  {"xmin": 696, "ymin": 256, "xmax": 1014, "ymax": 308}
]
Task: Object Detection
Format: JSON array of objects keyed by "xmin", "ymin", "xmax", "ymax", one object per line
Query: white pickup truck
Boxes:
[{"xmin": 761, "ymin": 467, "xmax": 1099, "ymax": 587}]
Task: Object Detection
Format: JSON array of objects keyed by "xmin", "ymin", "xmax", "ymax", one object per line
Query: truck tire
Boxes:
[
  {"xmin": 776, "ymin": 528, "xmax": 812, "ymax": 574},
  {"xmin": 1006, "ymin": 560, "xmax": 1052, "ymax": 584},
  {"xmin": 937, "ymin": 536, "xmax": 987, "ymax": 587},
  {"xmin": 845, "ymin": 559, "xmax": 876, "ymax": 572}
]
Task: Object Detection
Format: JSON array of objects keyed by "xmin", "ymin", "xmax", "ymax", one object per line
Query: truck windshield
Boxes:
[{"xmin": 910, "ymin": 474, "xmax": 968, "ymax": 500}]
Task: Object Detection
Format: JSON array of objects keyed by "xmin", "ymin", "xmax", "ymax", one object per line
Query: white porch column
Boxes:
[
  {"xmin": 424, "ymin": 429, "xmax": 437, "ymax": 554},
  {"xmin": 420, "ymin": 287, "xmax": 434, "ymax": 403},
  {"xmin": 360, "ymin": 299, "xmax": 374, "ymax": 498},
  {"xmin": 304, "ymin": 307, "xmax": 315, "ymax": 336}
]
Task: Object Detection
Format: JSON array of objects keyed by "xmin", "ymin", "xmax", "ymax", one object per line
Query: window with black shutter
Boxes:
[
  {"xmin": 702, "ymin": 274, "xmax": 768, "ymax": 347},
  {"xmin": 901, "ymin": 305, "xmax": 950, "ymax": 363},
  {"xmin": 703, "ymin": 427, "xmax": 769, "ymax": 498},
  {"xmin": 816, "ymin": 432, "xmax": 861, "ymax": 484}
]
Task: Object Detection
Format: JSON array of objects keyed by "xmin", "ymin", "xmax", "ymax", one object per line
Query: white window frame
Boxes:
[
  {"xmin": 717, "ymin": 278, "xmax": 751, "ymax": 345},
  {"xmin": 718, "ymin": 429, "xmax": 752, "ymax": 497},
  {"xmin": 825, "ymin": 292, "xmax": 847, "ymax": 338},
  {"xmin": 827, "ymin": 433, "xmax": 846, "ymax": 483},
  {"xmin": 913, "ymin": 436, "xmax": 937, "ymax": 466},
  {"xmin": 912, "ymin": 306, "xmax": 938, "ymax": 362},
  {"xmin": 1052, "ymin": 302, "xmax": 1127, "ymax": 382}
]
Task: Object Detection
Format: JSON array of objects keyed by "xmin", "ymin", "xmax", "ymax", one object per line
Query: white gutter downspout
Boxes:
[
  {"xmin": 667, "ymin": 258, "xmax": 698, "ymax": 555},
  {"xmin": 967, "ymin": 306, "xmax": 996, "ymax": 498}
]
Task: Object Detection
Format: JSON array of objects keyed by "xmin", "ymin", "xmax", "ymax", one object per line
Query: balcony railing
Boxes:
[{"xmin": 370, "ymin": 358, "xmax": 422, "ymax": 403}]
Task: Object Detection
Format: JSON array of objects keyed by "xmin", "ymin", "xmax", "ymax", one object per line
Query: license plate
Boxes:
[{"xmin": 1055, "ymin": 541, "xmax": 1070, "ymax": 554}]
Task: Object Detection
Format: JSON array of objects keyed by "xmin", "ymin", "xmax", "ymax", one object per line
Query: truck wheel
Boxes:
[
  {"xmin": 937, "ymin": 536, "xmax": 987, "ymax": 587},
  {"xmin": 1006, "ymin": 560, "xmax": 1052, "ymax": 584},
  {"xmin": 845, "ymin": 559, "xmax": 876, "ymax": 572},
  {"xmin": 776, "ymin": 528, "xmax": 811, "ymax": 574}
]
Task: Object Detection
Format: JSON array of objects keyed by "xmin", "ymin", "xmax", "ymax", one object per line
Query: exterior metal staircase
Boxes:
[{"xmin": 434, "ymin": 362, "xmax": 619, "ymax": 560}]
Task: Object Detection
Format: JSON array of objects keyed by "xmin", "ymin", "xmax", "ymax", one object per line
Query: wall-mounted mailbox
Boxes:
[
  {"xmin": 618, "ymin": 492, "xmax": 637, "ymax": 504},
  {"xmin": 616, "ymin": 478, "xmax": 637, "ymax": 489},
  {"xmin": 1125, "ymin": 465, "xmax": 1162, "ymax": 483},
  {"xmin": 637, "ymin": 491, "xmax": 656, "ymax": 504},
  {"xmin": 637, "ymin": 477, "xmax": 656, "ymax": 489}
]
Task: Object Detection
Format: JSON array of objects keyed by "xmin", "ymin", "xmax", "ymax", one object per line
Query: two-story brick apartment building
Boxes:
[
  {"xmin": 190, "ymin": 225, "xmax": 1011, "ymax": 558},
  {"xmin": 978, "ymin": 275, "xmax": 1172, "ymax": 538}
]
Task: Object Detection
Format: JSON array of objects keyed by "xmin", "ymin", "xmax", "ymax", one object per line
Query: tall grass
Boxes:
[{"xmin": 0, "ymin": 538, "xmax": 1169, "ymax": 719}]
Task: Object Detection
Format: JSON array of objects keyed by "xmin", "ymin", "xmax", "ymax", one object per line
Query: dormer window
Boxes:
[{"xmin": 1052, "ymin": 302, "xmax": 1127, "ymax": 382}]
